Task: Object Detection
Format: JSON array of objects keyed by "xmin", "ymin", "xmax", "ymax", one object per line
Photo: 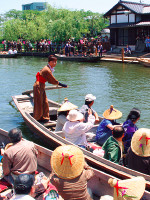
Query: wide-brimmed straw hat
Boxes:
[
  {"xmin": 103, "ymin": 105, "xmax": 122, "ymax": 120},
  {"xmin": 108, "ymin": 176, "xmax": 145, "ymax": 200},
  {"xmin": 51, "ymin": 145, "xmax": 85, "ymax": 179},
  {"xmin": 131, "ymin": 128, "xmax": 150, "ymax": 157},
  {"xmin": 67, "ymin": 110, "xmax": 84, "ymax": 121},
  {"xmin": 57, "ymin": 98, "xmax": 78, "ymax": 112}
]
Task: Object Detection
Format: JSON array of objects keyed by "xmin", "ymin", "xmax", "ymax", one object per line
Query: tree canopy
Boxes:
[{"xmin": 0, "ymin": 5, "xmax": 108, "ymax": 42}]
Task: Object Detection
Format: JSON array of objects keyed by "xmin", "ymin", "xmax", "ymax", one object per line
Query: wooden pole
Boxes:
[
  {"xmin": 121, "ymin": 48, "xmax": 124, "ymax": 63},
  {"xmin": 22, "ymin": 85, "xmax": 63, "ymax": 95}
]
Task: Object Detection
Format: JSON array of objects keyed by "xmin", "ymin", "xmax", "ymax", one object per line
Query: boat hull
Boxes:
[
  {"xmin": 55, "ymin": 54, "xmax": 100, "ymax": 62},
  {"xmin": 12, "ymin": 94, "xmax": 150, "ymax": 191}
]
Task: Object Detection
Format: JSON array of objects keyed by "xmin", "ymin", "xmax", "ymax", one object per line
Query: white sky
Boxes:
[{"xmin": 0, "ymin": 0, "xmax": 149, "ymax": 14}]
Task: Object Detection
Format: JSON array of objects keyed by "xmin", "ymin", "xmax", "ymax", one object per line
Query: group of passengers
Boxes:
[
  {"xmin": 0, "ymin": 128, "xmax": 96, "ymax": 200},
  {"xmin": 55, "ymin": 93, "xmax": 150, "ymax": 175}
]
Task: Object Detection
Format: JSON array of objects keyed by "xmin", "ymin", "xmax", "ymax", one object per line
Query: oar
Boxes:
[{"xmin": 22, "ymin": 85, "xmax": 64, "ymax": 95}]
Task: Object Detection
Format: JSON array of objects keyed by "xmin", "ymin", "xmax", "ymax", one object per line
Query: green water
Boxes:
[{"xmin": 0, "ymin": 56, "xmax": 150, "ymax": 146}]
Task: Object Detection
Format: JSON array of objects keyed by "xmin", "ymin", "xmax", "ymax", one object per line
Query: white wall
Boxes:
[
  {"xmin": 111, "ymin": 15, "xmax": 116, "ymax": 24},
  {"xmin": 117, "ymin": 14, "xmax": 128, "ymax": 23},
  {"xmin": 129, "ymin": 14, "xmax": 135, "ymax": 22}
]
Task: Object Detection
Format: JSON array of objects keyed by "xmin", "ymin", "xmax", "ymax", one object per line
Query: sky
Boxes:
[{"xmin": 0, "ymin": 0, "xmax": 150, "ymax": 14}]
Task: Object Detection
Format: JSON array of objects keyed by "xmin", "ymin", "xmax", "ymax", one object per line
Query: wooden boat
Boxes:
[
  {"xmin": 0, "ymin": 128, "xmax": 150, "ymax": 199},
  {"xmin": 137, "ymin": 58, "xmax": 150, "ymax": 67},
  {"xmin": 0, "ymin": 54, "xmax": 18, "ymax": 58},
  {"xmin": 12, "ymin": 86, "xmax": 150, "ymax": 191},
  {"xmin": 17, "ymin": 52, "xmax": 51, "ymax": 57},
  {"xmin": 55, "ymin": 54, "xmax": 100, "ymax": 62}
]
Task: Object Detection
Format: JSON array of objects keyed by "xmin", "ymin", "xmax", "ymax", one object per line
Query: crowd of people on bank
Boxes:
[{"xmin": 1, "ymin": 35, "xmax": 111, "ymax": 56}]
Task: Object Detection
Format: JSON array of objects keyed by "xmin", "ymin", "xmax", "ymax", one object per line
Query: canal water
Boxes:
[{"xmin": 0, "ymin": 56, "xmax": 150, "ymax": 147}]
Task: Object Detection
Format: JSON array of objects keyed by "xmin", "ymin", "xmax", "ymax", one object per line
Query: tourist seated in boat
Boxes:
[
  {"xmin": 2, "ymin": 128, "xmax": 38, "ymax": 185},
  {"xmin": 50, "ymin": 145, "xmax": 94, "ymax": 200},
  {"xmin": 79, "ymin": 94, "xmax": 99, "ymax": 124},
  {"xmin": 12, "ymin": 174, "xmax": 35, "ymax": 200},
  {"xmin": 122, "ymin": 108, "xmax": 141, "ymax": 154},
  {"xmin": 55, "ymin": 98, "xmax": 78, "ymax": 132},
  {"xmin": 108, "ymin": 176, "xmax": 146, "ymax": 200},
  {"xmin": 102, "ymin": 126, "xmax": 124, "ymax": 164},
  {"xmin": 96, "ymin": 105, "xmax": 122, "ymax": 146},
  {"xmin": 62, "ymin": 109, "xmax": 95, "ymax": 149},
  {"xmin": 125, "ymin": 128, "xmax": 150, "ymax": 175},
  {"xmin": 124, "ymin": 45, "xmax": 131, "ymax": 55}
]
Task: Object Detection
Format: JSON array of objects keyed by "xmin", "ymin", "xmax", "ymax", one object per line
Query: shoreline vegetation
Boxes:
[{"xmin": 0, "ymin": 4, "xmax": 108, "ymax": 44}]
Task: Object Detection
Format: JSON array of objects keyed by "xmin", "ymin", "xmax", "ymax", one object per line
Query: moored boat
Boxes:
[
  {"xmin": 0, "ymin": 128, "xmax": 149, "ymax": 199},
  {"xmin": 0, "ymin": 54, "xmax": 18, "ymax": 58},
  {"xmin": 12, "ymin": 86, "xmax": 150, "ymax": 191},
  {"xmin": 137, "ymin": 58, "xmax": 150, "ymax": 67},
  {"xmin": 55, "ymin": 54, "xmax": 101, "ymax": 62}
]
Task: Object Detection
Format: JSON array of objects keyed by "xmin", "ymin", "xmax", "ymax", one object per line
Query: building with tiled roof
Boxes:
[{"xmin": 104, "ymin": 1, "xmax": 150, "ymax": 51}]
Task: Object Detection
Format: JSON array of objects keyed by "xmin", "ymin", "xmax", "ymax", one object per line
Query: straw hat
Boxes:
[
  {"xmin": 51, "ymin": 145, "xmax": 85, "ymax": 179},
  {"xmin": 108, "ymin": 176, "xmax": 145, "ymax": 200},
  {"xmin": 131, "ymin": 128, "xmax": 150, "ymax": 157},
  {"xmin": 103, "ymin": 105, "xmax": 122, "ymax": 120},
  {"xmin": 57, "ymin": 98, "xmax": 78, "ymax": 112},
  {"xmin": 67, "ymin": 110, "xmax": 84, "ymax": 121}
]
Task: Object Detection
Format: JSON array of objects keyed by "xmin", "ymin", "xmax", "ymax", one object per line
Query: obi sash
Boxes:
[{"xmin": 36, "ymin": 72, "xmax": 46, "ymax": 83}]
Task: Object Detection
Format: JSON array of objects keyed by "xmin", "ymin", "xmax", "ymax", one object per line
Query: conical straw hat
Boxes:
[
  {"xmin": 51, "ymin": 145, "xmax": 85, "ymax": 179},
  {"xmin": 131, "ymin": 128, "xmax": 150, "ymax": 157},
  {"xmin": 108, "ymin": 176, "xmax": 145, "ymax": 200},
  {"xmin": 57, "ymin": 98, "xmax": 78, "ymax": 112},
  {"xmin": 103, "ymin": 105, "xmax": 122, "ymax": 120}
]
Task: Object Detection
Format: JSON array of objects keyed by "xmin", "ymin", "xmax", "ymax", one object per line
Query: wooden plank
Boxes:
[{"xmin": 22, "ymin": 85, "xmax": 63, "ymax": 95}]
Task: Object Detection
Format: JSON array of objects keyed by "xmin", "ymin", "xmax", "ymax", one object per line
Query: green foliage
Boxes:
[{"xmin": 1, "ymin": 5, "xmax": 108, "ymax": 42}]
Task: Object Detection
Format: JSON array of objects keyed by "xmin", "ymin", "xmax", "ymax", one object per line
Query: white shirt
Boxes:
[
  {"xmin": 62, "ymin": 115, "xmax": 94, "ymax": 146},
  {"xmin": 55, "ymin": 115, "xmax": 68, "ymax": 132}
]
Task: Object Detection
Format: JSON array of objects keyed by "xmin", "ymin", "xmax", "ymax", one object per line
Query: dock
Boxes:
[{"xmin": 101, "ymin": 54, "xmax": 139, "ymax": 64}]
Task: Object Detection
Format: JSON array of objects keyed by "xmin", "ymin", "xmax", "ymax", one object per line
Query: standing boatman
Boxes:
[{"xmin": 33, "ymin": 55, "xmax": 68, "ymax": 123}]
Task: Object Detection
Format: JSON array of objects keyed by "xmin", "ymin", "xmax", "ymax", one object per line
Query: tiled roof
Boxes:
[
  {"xmin": 136, "ymin": 21, "xmax": 150, "ymax": 26},
  {"xmin": 143, "ymin": 6, "xmax": 150, "ymax": 14},
  {"xmin": 104, "ymin": 1, "xmax": 150, "ymax": 16},
  {"xmin": 121, "ymin": 2, "xmax": 150, "ymax": 14}
]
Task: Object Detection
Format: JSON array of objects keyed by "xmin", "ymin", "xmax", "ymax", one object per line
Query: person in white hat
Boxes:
[
  {"xmin": 62, "ymin": 109, "xmax": 95, "ymax": 148},
  {"xmin": 79, "ymin": 94, "xmax": 99, "ymax": 124}
]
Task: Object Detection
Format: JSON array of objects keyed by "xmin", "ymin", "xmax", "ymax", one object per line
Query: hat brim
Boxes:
[
  {"xmin": 58, "ymin": 101, "xmax": 78, "ymax": 112},
  {"xmin": 67, "ymin": 112, "xmax": 84, "ymax": 121},
  {"xmin": 103, "ymin": 108, "xmax": 122, "ymax": 120},
  {"xmin": 131, "ymin": 128, "xmax": 150, "ymax": 157}
]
